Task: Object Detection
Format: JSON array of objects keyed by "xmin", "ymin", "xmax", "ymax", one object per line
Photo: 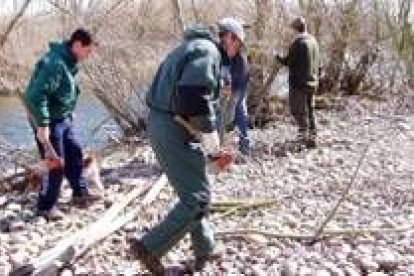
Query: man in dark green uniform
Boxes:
[
  {"xmin": 276, "ymin": 17, "xmax": 320, "ymax": 148},
  {"xmin": 24, "ymin": 29, "xmax": 100, "ymax": 220},
  {"xmin": 129, "ymin": 22, "xmax": 243, "ymax": 275}
]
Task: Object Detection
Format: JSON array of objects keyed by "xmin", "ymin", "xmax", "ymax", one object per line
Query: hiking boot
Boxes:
[
  {"xmin": 305, "ymin": 138, "xmax": 317, "ymax": 149},
  {"xmin": 71, "ymin": 191, "xmax": 102, "ymax": 208},
  {"xmin": 194, "ymin": 251, "xmax": 222, "ymax": 271},
  {"xmin": 239, "ymin": 145, "xmax": 250, "ymax": 156},
  {"xmin": 36, "ymin": 207, "xmax": 64, "ymax": 221},
  {"xmin": 163, "ymin": 265, "xmax": 188, "ymax": 276},
  {"xmin": 129, "ymin": 239, "xmax": 164, "ymax": 276},
  {"xmin": 181, "ymin": 251, "xmax": 223, "ymax": 274},
  {"xmin": 8, "ymin": 264, "xmax": 35, "ymax": 276}
]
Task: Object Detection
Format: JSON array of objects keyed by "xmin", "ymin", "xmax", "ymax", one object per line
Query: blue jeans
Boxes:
[
  {"xmin": 36, "ymin": 117, "xmax": 88, "ymax": 211},
  {"xmin": 223, "ymin": 88, "xmax": 249, "ymax": 153},
  {"xmin": 234, "ymin": 89, "xmax": 249, "ymax": 153}
]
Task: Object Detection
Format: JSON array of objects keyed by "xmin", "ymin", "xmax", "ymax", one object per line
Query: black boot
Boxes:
[
  {"xmin": 306, "ymin": 130, "xmax": 317, "ymax": 149},
  {"xmin": 129, "ymin": 239, "xmax": 164, "ymax": 275},
  {"xmin": 305, "ymin": 138, "xmax": 317, "ymax": 149},
  {"xmin": 180, "ymin": 251, "xmax": 222, "ymax": 274}
]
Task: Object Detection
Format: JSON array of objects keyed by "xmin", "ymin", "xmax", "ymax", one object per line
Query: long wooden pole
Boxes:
[
  {"xmin": 308, "ymin": 145, "xmax": 370, "ymax": 245},
  {"xmin": 10, "ymin": 174, "xmax": 167, "ymax": 276}
]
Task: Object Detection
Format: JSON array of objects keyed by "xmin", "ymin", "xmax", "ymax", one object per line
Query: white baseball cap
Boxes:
[{"xmin": 218, "ymin": 17, "xmax": 245, "ymax": 43}]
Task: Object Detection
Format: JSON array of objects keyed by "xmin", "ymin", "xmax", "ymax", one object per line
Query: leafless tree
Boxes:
[{"xmin": 0, "ymin": 0, "xmax": 33, "ymax": 49}]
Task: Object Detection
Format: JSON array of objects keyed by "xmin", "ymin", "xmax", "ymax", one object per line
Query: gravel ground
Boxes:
[{"xmin": 1, "ymin": 95, "xmax": 414, "ymax": 276}]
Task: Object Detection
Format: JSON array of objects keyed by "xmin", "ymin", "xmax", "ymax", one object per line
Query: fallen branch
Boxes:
[
  {"xmin": 216, "ymin": 229, "xmax": 313, "ymax": 240},
  {"xmin": 308, "ymin": 145, "xmax": 370, "ymax": 245},
  {"xmin": 11, "ymin": 174, "xmax": 167, "ymax": 276},
  {"xmin": 216, "ymin": 225, "xmax": 414, "ymax": 241},
  {"xmin": 211, "ymin": 199, "xmax": 265, "ymax": 207},
  {"xmin": 251, "ymin": 60, "xmax": 282, "ymax": 124},
  {"xmin": 72, "ymin": 174, "xmax": 168, "ymax": 262},
  {"xmin": 211, "ymin": 199, "xmax": 278, "ymax": 221}
]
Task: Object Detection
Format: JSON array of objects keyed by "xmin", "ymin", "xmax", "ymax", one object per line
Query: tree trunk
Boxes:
[
  {"xmin": 247, "ymin": 0, "xmax": 277, "ymax": 127},
  {"xmin": 171, "ymin": 0, "xmax": 185, "ymax": 34}
]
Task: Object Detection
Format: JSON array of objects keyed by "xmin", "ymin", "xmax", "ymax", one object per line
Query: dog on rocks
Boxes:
[{"xmin": 24, "ymin": 152, "xmax": 104, "ymax": 193}]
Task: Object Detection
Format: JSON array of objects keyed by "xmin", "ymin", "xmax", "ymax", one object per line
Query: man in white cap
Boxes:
[{"xmin": 218, "ymin": 18, "xmax": 250, "ymax": 155}]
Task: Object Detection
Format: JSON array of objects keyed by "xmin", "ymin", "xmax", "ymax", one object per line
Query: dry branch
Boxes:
[
  {"xmin": 216, "ymin": 225, "xmax": 414, "ymax": 241},
  {"xmin": 250, "ymin": 59, "xmax": 282, "ymax": 126},
  {"xmin": 0, "ymin": 0, "xmax": 33, "ymax": 49},
  {"xmin": 11, "ymin": 174, "xmax": 168, "ymax": 276},
  {"xmin": 211, "ymin": 199, "xmax": 278, "ymax": 221},
  {"xmin": 171, "ymin": 0, "xmax": 185, "ymax": 34},
  {"xmin": 308, "ymin": 145, "xmax": 370, "ymax": 245},
  {"xmin": 71, "ymin": 174, "xmax": 168, "ymax": 263}
]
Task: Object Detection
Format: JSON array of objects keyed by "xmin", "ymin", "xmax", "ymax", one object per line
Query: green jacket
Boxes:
[
  {"xmin": 24, "ymin": 41, "xmax": 80, "ymax": 127},
  {"xmin": 278, "ymin": 33, "xmax": 319, "ymax": 90},
  {"xmin": 146, "ymin": 26, "xmax": 221, "ymax": 132}
]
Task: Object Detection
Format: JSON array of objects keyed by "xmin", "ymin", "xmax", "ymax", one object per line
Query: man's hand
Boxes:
[
  {"xmin": 200, "ymin": 131, "xmax": 234, "ymax": 172},
  {"xmin": 211, "ymin": 151, "xmax": 233, "ymax": 173},
  {"xmin": 36, "ymin": 126, "xmax": 59, "ymax": 160},
  {"xmin": 36, "ymin": 126, "xmax": 50, "ymax": 144}
]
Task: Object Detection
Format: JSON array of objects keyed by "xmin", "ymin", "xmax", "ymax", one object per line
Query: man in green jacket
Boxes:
[
  {"xmin": 24, "ymin": 29, "xmax": 99, "ymax": 220},
  {"xmin": 129, "ymin": 22, "xmax": 243, "ymax": 275},
  {"xmin": 276, "ymin": 17, "xmax": 320, "ymax": 148}
]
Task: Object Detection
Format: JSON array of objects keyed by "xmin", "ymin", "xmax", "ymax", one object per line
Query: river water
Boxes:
[{"xmin": 0, "ymin": 93, "xmax": 116, "ymax": 150}]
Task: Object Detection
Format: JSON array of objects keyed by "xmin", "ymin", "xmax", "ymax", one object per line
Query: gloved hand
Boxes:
[
  {"xmin": 210, "ymin": 151, "xmax": 233, "ymax": 173},
  {"xmin": 200, "ymin": 131, "xmax": 221, "ymax": 157},
  {"xmin": 201, "ymin": 131, "xmax": 233, "ymax": 173}
]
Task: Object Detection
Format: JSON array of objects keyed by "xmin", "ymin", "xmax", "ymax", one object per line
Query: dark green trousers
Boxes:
[
  {"xmin": 140, "ymin": 109, "xmax": 215, "ymax": 258},
  {"xmin": 289, "ymin": 87, "xmax": 317, "ymax": 138}
]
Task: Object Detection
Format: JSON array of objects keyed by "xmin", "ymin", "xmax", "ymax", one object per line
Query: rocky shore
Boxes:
[{"xmin": 1, "ymin": 94, "xmax": 414, "ymax": 275}]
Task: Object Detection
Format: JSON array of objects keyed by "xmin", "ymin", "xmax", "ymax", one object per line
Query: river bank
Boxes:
[
  {"xmin": 1, "ymin": 93, "xmax": 414, "ymax": 275},
  {"xmin": 0, "ymin": 93, "xmax": 117, "ymax": 149}
]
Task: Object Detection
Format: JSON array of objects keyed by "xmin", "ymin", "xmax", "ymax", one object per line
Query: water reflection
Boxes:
[{"xmin": 0, "ymin": 93, "xmax": 116, "ymax": 149}]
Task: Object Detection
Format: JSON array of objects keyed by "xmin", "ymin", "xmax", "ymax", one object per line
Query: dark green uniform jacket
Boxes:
[
  {"xmin": 278, "ymin": 33, "xmax": 319, "ymax": 90},
  {"xmin": 24, "ymin": 41, "xmax": 80, "ymax": 127},
  {"xmin": 146, "ymin": 26, "xmax": 221, "ymax": 133}
]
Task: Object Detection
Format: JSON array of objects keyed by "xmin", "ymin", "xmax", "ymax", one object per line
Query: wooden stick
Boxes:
[
  {"xmin": 251, "ymin": 60, "xmax": 282, "ymax": 124},
  {"xmin": 33, "ymin": 185, "xmax": 148, "ymax": 270},
  {"xmin": 216, "ymin": 225, "xmax": 414, "ymax": 241},
  {"xmin": 212, "ymin": 199, "xmax": 278, "ymax": 220},
  {"xmin": 212, "ymin": 199, "xmax": 262, "ymax": 207},
  {"xmin": 174, "ymin": 115, "xmax": 201, "ymax": 140},
  {"xmin": 216, "ymin": 229, "xmax": 313, "ymax": 240},
  {"xmin": 72, "ymin": 174, "xmax": 168, "ymax": 262},
  {"xmin": 212, "ymin": 206, "xmax": 240, "ymax": 221},
  {"xmin": 322, "ymin": 226, "xmax": 413, "ymax": 236},
  {"xmin": 308, "ymin": 145, "xmax": 370, "ymax": 245},
  {"xmin": 219, "ymin": 95, "xmax": 230, "ymax": 145},
  {"xmin": 28, "ymin": 175, "xmax": 167, "ymax": 275}
]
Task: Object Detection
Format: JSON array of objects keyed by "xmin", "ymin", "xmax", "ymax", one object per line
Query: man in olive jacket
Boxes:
[
  {"xmin": 129, "ymin": 23, "xmax": 243, "ymax": 275},
  {"xmin": 24, "ymin": 29, "xmax": 99, "ymax": 220},
  {"xmin": 276, "ymin": 17, "xmax": 320, "ymax": 148}
]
